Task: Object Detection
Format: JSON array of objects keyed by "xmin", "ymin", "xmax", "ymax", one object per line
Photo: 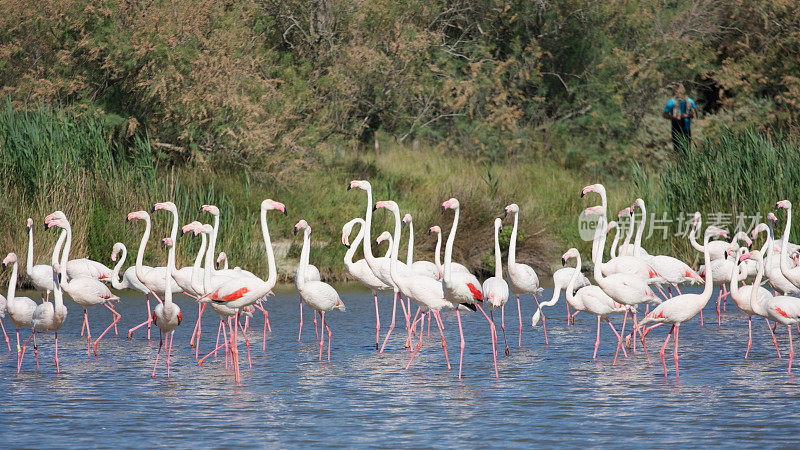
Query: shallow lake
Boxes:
[{"xmin": 1, "ymin": 284, "xmax": 798, "ymax": 447}]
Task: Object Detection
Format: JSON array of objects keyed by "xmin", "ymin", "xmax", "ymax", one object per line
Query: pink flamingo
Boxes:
[
  {"xmin": 731, "ymin": 248, "xmax": 781, "ymax": 358},
  {"xmin": 2, "ymin": 253, "xmax": 37, "ymax": 372},
  {"xmin": 402, "ymin": 214, "xmax": 440, "ymax": 280},
  {"xmin": 483, "ymin": 218, "xmax": 510, "ymax": 359},
  {"xmin": 151, "ymin": 236, "xmax": 182, "ymax": 378}
]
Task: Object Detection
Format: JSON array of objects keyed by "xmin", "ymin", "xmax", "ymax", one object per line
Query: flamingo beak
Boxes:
[
  {"xmin": 561, "ymin": 257, "xmax": 566, "ymax": 266},
  {"xmin": 440, "ymin": 206, "xmax": 445, "ymax": 214},
  {"xmin": 283, "ymin": 208, "xmax": 288, "ymax": 216},
  {"xmin": 347, "ymin": 184, "xmax": 352, "ymax": 191},
  {"xmin": 503, "ymin": 209, "xmax": 508, "ymax": 218},
  {"xmin": 401, "ymin": 221, "xmax": 406, "ymax": 229},
  {"xmin": 293, "ymin": 226, "xmax": 299, "ymax": 236}
]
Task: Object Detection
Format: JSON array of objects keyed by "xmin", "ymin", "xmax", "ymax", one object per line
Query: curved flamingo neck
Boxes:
[
  {"xmin": 493, "ymin": 223, "xmax": 502, "ymax": 279},
  {"xmin": 610, "ymin": 225, "xmax": 620, "ymax": 259},
  {"xmin": 26, "ymin": 226, "xmax": 34, "ymax": 274},
  {"xmin": 388, "ymin": 209, "xmax": 404, "ymax": 291},
  {"xmin": 780, "ymin": 206, "xmax": 794, "ymax": 279},
  {"xmin": 592, "ymin": 216, "xmax": 607, "ymax": 282},
  {"xmin": 362, "ymin": 187, "xmax": 376, "ymax": 263},
  {"xmin": 689, "ymin": 217, "xmax": 704, "ymax": 252},
  {"xmin": 59, "ymin": 222, "xmax": 73, "ymax": 284},
  {"xmin": 406, "ymin": 218, "xmax": 414, "ymax": 266},
  {"xmin": 434, "ymin": 230, "xmax": 443, "ymax": 274},
  {"xmin": 7, "ymin": 260, "xmax": 18, "ymax": 303},
  {"xmin": 750, "ymin": 255, "xmax": 765, "ymax": 312},
  {"xmin": 260, "ymin": 207, "xmax": 278, "ymax": 292},
  {"xmin": 191, "ymin": 232, "xmax": 207, "ymax": 295},
  {"xmin": 165, "ymin": 238, "xmax": 175, "ymax": 309},
  {"xmin": 508, "ymin": 211, "xmax": 518, "ymax": 266},
  {"xmin": 699, "ymin": 230, "xmax": 715, "ymax": 300},
  {"xmin": 111, "ymin": 245, "xmax": 127, "ymax": 290},
  {"xmin": 297, "ymin": 227, "xmax": 311, "ymax": 290},
  {"xmin": 633, "ymin": 203, "xmax": 646, "ymax": 257},
  {"xmin": 50, "ymin": 230, "xmax": 67, "ymax": 266},
  {"xmin": 203, "ymin": 230, "xmax": 215, "ymax": 294},
  {"xmin": 135, "ymin": 215, "xmax": 151, "ymax": 284},
  {"xmin": 167, "ymin": 209, "xmax": 179, "ymax": 273},
  {"xmin": 566, "ymin": 254, "xmax": 582, "ymax": 306},
  {"xmin": 729, "ymin": 249, "xmax": 744, "ymax": 301},
  {"xmin": 53, "ymin": 266, "xmax": 63, "ymax": 310},
  {"xmin": 208, "ymin": 213, "xmax": 220, "ymax": 276},
  {"xmin": 443, "ymin": 205, "xmax": 460, "ymax": 284},
  {"xmin": 621, "ymin": 216, "xmax": 634, "ymax": 255},
  {"xmin": 344, "ymin": 220, "xmax": 365, "ymax": 270}
]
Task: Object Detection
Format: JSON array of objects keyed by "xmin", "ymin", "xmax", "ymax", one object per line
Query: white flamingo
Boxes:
[
  {"xmin": 32, "ymin": 261, "xmax": 68, "ymax": 373},
  {"xmin": 3, "ymin": 253, "xmax": 37, "ymax": 372},
  {"xmin": 151, "ymin": 235, "xmax": 182, "ymax": 379},
  {"xmin": 729, "ymin": 247, "xmax": 781, "ymax": 358},
  {"xmin": 110, "ymin": 242, "xmax": 153, "ymax": 339},
  {"xmin": 294, "ymin": 220, "xmax": 345, "ymax": 363},
  {"xmin": 41, "ymin": 211, "xmax": 114, "ymax": 282},
  {"xmin": 751, "ymin": 221, "xmax": 800, "ymax": 296},
  {"xmin": 427, "ymin": 225, "xmax": 469, "ymax": 277},
  {"xmin": 483, "ymin": 218, "xmax": 510, "ymax": 358},
  {"xmin": 25, "ymin": 217, "xmax": 56, "ymax": 302},
  {"xmin": 402, "ymin": 213, "xmax": 439, "ymax": 280},
  {"xmin": 503, "ymin": 203, "xmax": 544, "ymax": 347},
  {"xmin": 532, "ymin": 266, "xmax": 590, "ymax": 327}
]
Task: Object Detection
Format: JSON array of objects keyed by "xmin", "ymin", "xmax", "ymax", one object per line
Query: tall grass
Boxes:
[
  {"xmin": 0, "ymin": 103, "xmax": 633, "ymax": 286},
  {"xmin": 634, "ymin": 128, "xmax": 800, "ymax": 261}
]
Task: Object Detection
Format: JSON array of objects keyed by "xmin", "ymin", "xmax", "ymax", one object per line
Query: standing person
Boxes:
[{"xmin": 663, "ymin": 84, "xmax": 697, "ymax": 153}]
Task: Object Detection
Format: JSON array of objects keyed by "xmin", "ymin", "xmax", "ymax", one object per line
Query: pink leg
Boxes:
[
  {"xmin": 298, "ymin": 302, "xmax": 304, "ymax": 342},
  {"xmin": 408, "ymin": 307, "xmax": 421, "ymax": 349},
  {"xmin": 373, "ymin": 292, "xmax": 381, "ymax": 350},
  {"xmin": 17, "ymin": 331, "xmax": 34, "ymax": 373},
  {"xmin": 15, "ymin": 328, "xmax": 20, "ymax": 366},
  {"xmin": 199, "ymin": 322, "xmax": 228, "ymax": 366},
  {"xmin": 455, "ymin": 307, "xmax": 466, "ymax": 380},
  {"xmin": 313, "ymin": 309, "xmax": 319, "ymax": 341},
  {"xmin": 566, "ymin": 303, "xmax": 571, "ymax": 326},
  {"xmin": 224, "ymin": 319, "xmax": 230, "ymax": 370},
  {"xmin": 93, "ymin": 303, "xmax": 121, "ymax": 355},
  {"xmin": 215, "ymin": 320, "xmax": 223, "ymax": 359},
  {"xmin": 151, "ymin": 332, "xmax": 163, "ymax": 377},
  {"xmin": 788, "ymin": 325, "xmax": 794, "ymax": 374},
  {"xmin": 379, "ymin": 291, "xmax": 399, "ymax": 353},
  {"xmin": 745, "ymin": 316, "xmax": 752, "ymax": 359},
  {"xmin": 516, "ymin": 295, "xmax": 523, "ymax": 347},
  {"xmin": 434, "ymin": 311, "xmax": 450, "ymax": 370},
  {"xmin": 127, "ymin": 294, "xmax": 154, "ymax": 339},
  {"xmin": 700, "ymin": 309, "xmax": 704, "ymax": 326},
  {"xmin": 406, "ymin": 312, "xmax": 427, "ymax": 370},
  {"xmin": 81, "ymin": 311, "xmax": 86, "ymax": 337},
  {"xmin": 231, "ymin": 314, "xmax": 240, "ymax": 384},
  {"xmin": 613, "ymin": 310, "xmax": 628, "ymax": 365},
  {"xmin": 319, "ymin": 312, "xmax": 325, "ymax": 362},
  {"xmin": 196, "ymin": 303, "xmax": 206, "ymax": 359},
  {"xmin": 190, "ymin": 302, "xmax": 202, "ymax": 349},
  {"xmin": 476, "ymin": 304, "xmax": 499, "ymax": 379},
  {"xmin": 605, "ymin": 318, "xmax": 626, "ymax": 358},
  {"xmin": 766, "ymin": 318, "xmax": 782, "ymax": 358},
  {"xmin": 237, "ymin": 318, "xmax": 252, "ymax": 369},
  {"xmin": 325, "ymin": 319, "xmax": 332, "ymax": 363},
  {"xmin": 716, "ymin": 289, "xmax": 722, "ymax": 327},
  {"xmin": 0, "ymin": 317, "xmax": 10, "ymax": 351},
  {"xmin": 593, "ymin": 316, "xmax": 601, "ymax": 359},
  {"xmin": 498, "ymin": 307, "xmax": 509, "ymax": 356},
  {"xmin": 166, "ymin": 330, "xmax": 174, "ymax": 378},
  {"xmin": 660, "ymin": 325, "xmax": 673, "ymax": 379},
  {"xmin": 399, "ymin": 296, "xmax": 411, "ymax": 348},
  {"xmin": 427, "ymin": 310, "xmax": 431, "ymax": 337},
  {"xmin": 673, "ymin": 325, "xmax": 680, "ymax": 380},
  {"xmin": 631, "ymin": 317, "xmax": 649, "ymax": 364},
  {"xmin": 84, "ymin": 309, "xmax": 92, "ymax": 358},
  {"xmin": 147, "ymin": 296, "xmax": 153, "ymax": 339},
  {"xmin": 722, "ymin": 285, "xmax": 727, "ymax": 311},
  {"xmin": 54, "ymin": 331, "xmax": 60, "ymax": 374},
  {"xmin": 262, "ymin": 307, "xmax": 268, "ymax": 352},
  {"xmin": 532, "ymin": 293, "xmax": 548, "ymax": 345}
]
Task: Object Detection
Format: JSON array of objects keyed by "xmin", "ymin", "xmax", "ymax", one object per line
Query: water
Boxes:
[{"xmin": 1, "ymin": 284, "xmax": 799, "ymax": 447}]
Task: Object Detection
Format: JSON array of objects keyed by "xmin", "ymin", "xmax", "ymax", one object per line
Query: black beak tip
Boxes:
[
  {"xmin": 503, "ymin": 210, "xmax": 507, "ymax": 218},
  {"xmin": 151, "ymin": 206, "xmax": 156, "ymax": 213},
  {"xmin": 440, "ymin": 206, "xmax": 445, "ymax": 214},
  {"xmin": 215, "ymin": 262, "xmax": 220, "ymax": 270},
  {"xmin": 401, "ymin": 222, "xmax": 406, "ymax": 229},
  {"xmin": 180, "ymin": 230, "xmax": 185, "ymax": 237},
  {"xmin": 427, "ymin": 229, "xmax": 431, "ymax": 235},
  {"xmin": 561, "ymin": 258, "xmax": 566, "ymax": 266},
  {"xmin": 347, "ymin": 185, "xmax": 352, "ymax": 191},
  {"xmin": 580, "ymin": 192, "xmax": 585, "ymax": 198},
  {"xmin": 199, "ymin": 207, "xmax": 204, "ymax": 213},
  {"xmin": 344, "ymin": 243, "xmax": 350, "ymax": 249},
  {"xmin": 43, "ymin": 224, "xmax": 48, "ymax": 231},
  {"xmin": 283, "ymin": 209, "xmax": 288, "ymax": 216},
  {"xmin": 293, "ymin": 228, "xmax": 299, "ymax": 236}
]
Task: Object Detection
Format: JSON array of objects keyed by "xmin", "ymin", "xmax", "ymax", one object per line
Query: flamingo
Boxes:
[
  {"xmin": 349, "ymin": 180, "xmax": 411, "ymax": 353},
  {"xmin": 124, "ymin": 209, "xmax": 181, "ymax": 339},
  {"xmin": 25, "ymin": 217, "xmax": 56, "ymax": 302},
  {"xmin": 151, "ymin": 236, "xmax": 182, "ymax": 378},
  {"xmin": 442, "ymin": 198, "xmax": 496, "ymax": 380},
  {"xmin": 775, "ymin": 200, "xmax": 800, "ymax": 289},
  {"xmin": 689, "ymin": 212, "xmax": 752, "ymax": 260},
  {"xmin": 293, "ymin": 220, "xmax": 345, "ymax": 363},
  {"xmin": 402, "ymin": 214, "xmax": 440, "ymax": 280},
  {"xmin": 197, "ymin": 199, "xmax": 283, "ymax": 383},
  {"xmin": 46, "ymin": 214, "xmax": 120, "ymax": 357},
  {"xmin": 532, "ymin": 266, "xmax": 590, "ymax": 327},
  {"xmin": 110, "ymin": 242, "xmax": 152, "ymax": 339},
  {"xmin": 427, "ymin": 225, "xmax": 469, "ymax": 278},
  {"xmin": 503, "ymin": 203, "xmax": 545, "ymax": 347},
  {"xmin": 561, "ymin": 248, "xmax": 627, "ymax": 359},
  {"xmin": 342, "ymin": 218, "xmax": 391, "ymax": 349},
  {"xmin": 42, "ymin": 211, "xmax": 114, "ymax": 282},
  {"xmin": 374, "ymin": 202, "xmax": 453, "ymax": 373},
  {"xmin": 751, "ymin": 221, "xmax": 800, "ymax": 296},
  {"xmin": 639, "ymin": 226, "xmax": 727, "ymax": 380},
  {"xmin": 588, "ymin": 206, "xmax": 658, "ymax": 364},
  {"xmin": 2, "ymin": 253, "xmax": 37, "ymax": 372},
  {"xmin": 729, "ymin": 247, "xmax": 781, "ymax": 358},
  {"xmin": 32, "ymin": 261, "xmax": 68, "ymax": 373},
  {"xmin": 483, "ymin": 218, "xmax": 510, "ymax": 358},
  {"xmin": 0, "ymin": 291, "xmax": 9, "ymax": 352}
]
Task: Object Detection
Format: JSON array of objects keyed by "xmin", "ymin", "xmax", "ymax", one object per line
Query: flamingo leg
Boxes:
[
  {"xmin": 716, "ymin": 288, "xmax": 722, "ymax": 327},
  {"xmin": 455, "ymin": 307, "xmax": 466, "ymax": 380},
  {"xmin": 54, "ymin": 331, "xmax": 60, "ymax": 374},
  {"xmin": 93, "ymin": 303, "xmax": 121, "ymax": 356},
  {"xmin": 214, "ymin": 320, "xmax": 223, "ymax": 359},
  {"xmin": 745, "ymin": 316, "xmax": 752, "ymax": 359},
  {"xmin": 373, "ymin": 292, "xmax": 380, "ymax": 350},
  {"xmin": 319, "ymin": 311, "xmax": 325, "ymax": 362},
  {"xmin": 673, "ymin": 325, "xmax": 680, "ymax": 380},
  {"xmin": 298, "ymin": 302, "xmax": 304, "ymax": 342},
  {"xmin": 198, "ymin": 336, "xmax": 229, "ymax": 366},
  {"xmin": 195, "ymin": 303, "xmax": 207, "ymax": 359},
  {"xmin": 408, "ymin": 307, "xmax": 421, "ymax": 349},
  {"xmin": 84, "ymin": 309, "xmax": 92, "ymax": 358},
  {"xmin": 605, "ymin": 318, "xmax": 625, "ymax": 358},
  {"xmin": 660, "ymin": 325, "xmax": 674, "ymax": 379},
  {"xmin": 476, "ymin": 304, "xmax": 499, "ymax": 380},
  {"xmin": 379, "ymin": 291, "xmax": 399, "ymax": 353},
  {"xmin": 613, "ymin": 310, "xmax": 628, "ymax": 365},
  {"xmin": 127, "ymin": 294, "xmax": 153, "ymax": 339},
  {"xmin": 166, "ymin": 330, "xmax": 174, "ymax": 378},
  {"xmin": 224, "ymin": 319, "xmax": 230, "ymax": 371},
  {"xmin": 498, "ymin": 307, "xmax": 509, "ymax": 356},
  {"xmin": 237, "ymin": 317, "xmax": 252, "ymax": 370},
  {"xmin": 190, "ymin": 302, "xmax": 202, "ymax": 348},
  {"xmin": 325, "ymin": 319, "xmax": 332, "ymax": 363},
  {"xmin": 0, "ymin": 317, "xmax": 11, "ymax": 351},
  {"xmin": 33, "ymin": 331, "xmax": 38, "ymax": 370},
  {"xmin": 566, "ymin": 303, "xmax": 571, "ymax": 326},
  {"xmin": 516, "ymin": 295, "xmax": 523, "ymax": 347},
  {"xmin": 151, "ymin": 332, "xmax": 163, "ymax": 378},
  {"xmin": 788, "ymin": 325, "xmax": 794, "ymax": 375},
  {"xmin": 766, "ymin": 318, "xmax": 782, "ymax": 358},
  {"xmin": 593, "ymin": 316, "xmax": 601, "ymax": 359},
  {"xmin": 406, "ymin": 312, "xmax": 427, "ymax": 370},
  {"xmin": 434, "ymin": 311, "xmax": 450, "ymax": 370},
  {"xmin": 313, "ymin": 309, "xmax": 319, "ymax": 341},
  {"xmin": 532, "ymin": 293, "xmax": 547, "ymax": 346},
  {"xmin": 399, "ymin": 296, "xmax": 411, "ymax": 348},
  {"xmin": 427, "ymin": 310, "xmax": 431, "ymax": 338},
  {"xmin": 231, "ymin": 314, "xmax": 240, "ymax": 384},
  {"xmin": 17, "ymin": 331, "xmax": 34, "ymax": 373}
]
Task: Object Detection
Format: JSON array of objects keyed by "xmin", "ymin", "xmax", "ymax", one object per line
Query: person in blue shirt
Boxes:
[{"xmin": 663, "ymin": 84, "xmax": 697, "ymax": 153}]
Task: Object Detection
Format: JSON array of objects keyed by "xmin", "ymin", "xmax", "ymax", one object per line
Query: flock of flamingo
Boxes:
[{"xmin": 3, "ymin": 180, "xmax": 800, "ymax": 384}]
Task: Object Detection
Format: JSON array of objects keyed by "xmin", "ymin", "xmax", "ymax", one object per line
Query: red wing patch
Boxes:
[
  {"xmin": 99, "ymin": 274, "xmax": 108, "ymax": 279},
  {"xmin": 656, "ymin": 310, "xmax": 664, "ymax": 319},
  {"xmin": 774, "ymin": 306, "xmax": 791, "ymax": 318},
  {"xmin": 684, "ymin": 270, "xmax": 693, "ymax": 278},
  {"xmin": 648, "ymin": 269, "xmax": 658, "ymax": 278},
  {"xmin": 466, "ymin": 283, "xmax": 483, "ymax": 301},
  {"xmin": 211, "ymin": 287, "xmax": 250, "ymax": 302},
  {"xmin": 177, "ymin": 311, "xmax": 183, "ymax": 325}
]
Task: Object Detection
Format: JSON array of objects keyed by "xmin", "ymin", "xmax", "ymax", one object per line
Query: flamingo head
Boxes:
[
  {"xmin": 582, "ymin": 205, "xmax": 605, "ymax": 217},
  {"xmin": 777, "ymin": 200, "xmax": 791, "ymax": 211},
  {"xmin": 200, "ymin": 204, "xmax": 220, "ymax": 216},
  {"xmin": 706, "ymin": 226, "xmax": 728, "ymax": 240},
  {"xmin": 52, "ymin": 262, "xmax": 61, "ymax": 275},
  {"xmin": 181, "ymin": 221, "xmax": 202, "ymax": 237},
  {"xmin": 402, "ymin": 213, "xmax": 412, "ymax": 228},
  {"xmin": 153, "ymin": 201, "xmax": 177, "ymax": 213},
  {"xmin": 43, "ymin": 210, "xmax": 66, "ymax": 224},
  {"xmin": 46, "ymin": 217, "xmax": 68, "ymax": 230},
  {"xmin": 111, "ymin": 243, "xmax": 125, "ymax": 262},
  {"xmin": 561, "ymin": 248, "xmax": 579, "ymax": 266},
  {"xmin": 376, "ymin": 231, "xmax": 392, "ymax": 245},
  {"xmin": 607, "ymin": 220, "xmax": 617, "ymax": 232},
  {"xmin": 495, "ymin": 217, "xmax": 503, "ymax": 232},
  {"xmin": 503, "ymin": 203, "xmax": 519, "ymax": 218},
  {"xmin": 198, "ymin": 224, "xmax": 214, "ymax": 235},
  {"xmin": 692, "ymin": 212, "xmax": 702, "ymax": 227},
  {"xmin": 441, "ymin": 198, "xmax": 459, "ymax": 214},
  {"xmin": 581, "ymin": 183, "xmax": 604, "ymax": 198},
  {"xmin": 293, "ymin": 220, "xmax": 309, "ymax": 236},
  {"xmin": 2, "ymin": 253, "xmax": 17, "ymax": 268},
  {"xmin": 374, "ymin": 200, "xmax": 398, "ymax": 212},
  {"xmin": 160, "ymin": 237, "xmax": 174, "ymax": 249},
  {"xmin": 751, "ymin": 223, "xmax": 768, "ymax": 239},
  {"xmin": 617, "ymin": 207, "xmax": 631, "ymax": 219},
  {"xmin": 767, "ymin": 212, "xmax": 778, "ymax": 223},
  {"xmin": 261, "ymin": 199, "xmax": 287, "ymax": 215},
  {"xmin": 26, "ymin": 218, "xmax": 33, "ymax": 232},
  {"xmin": 126, "ymin": 210, "xmax": 149, "ymax": 223},
  {"xmin": 630, "ymin": 198, "xmax": 645, "ymax": 211},
  {"xmin": 348, "ymin": 180, "xmax": 370, "ymax": 191},
  {"xmin": 341, "ymin": 218, "xmax": 361, "ymax": 248},
  {"xmin": 216, "ymin": 252, "xmax": 227, "ymax": 269},
  {"xmin": 739, "ymin": 251, "xmax": 752, "ymax": 263},
  {"xmin": 428, "ymin": 225, "xmax": 441, "ymax": 235}
]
